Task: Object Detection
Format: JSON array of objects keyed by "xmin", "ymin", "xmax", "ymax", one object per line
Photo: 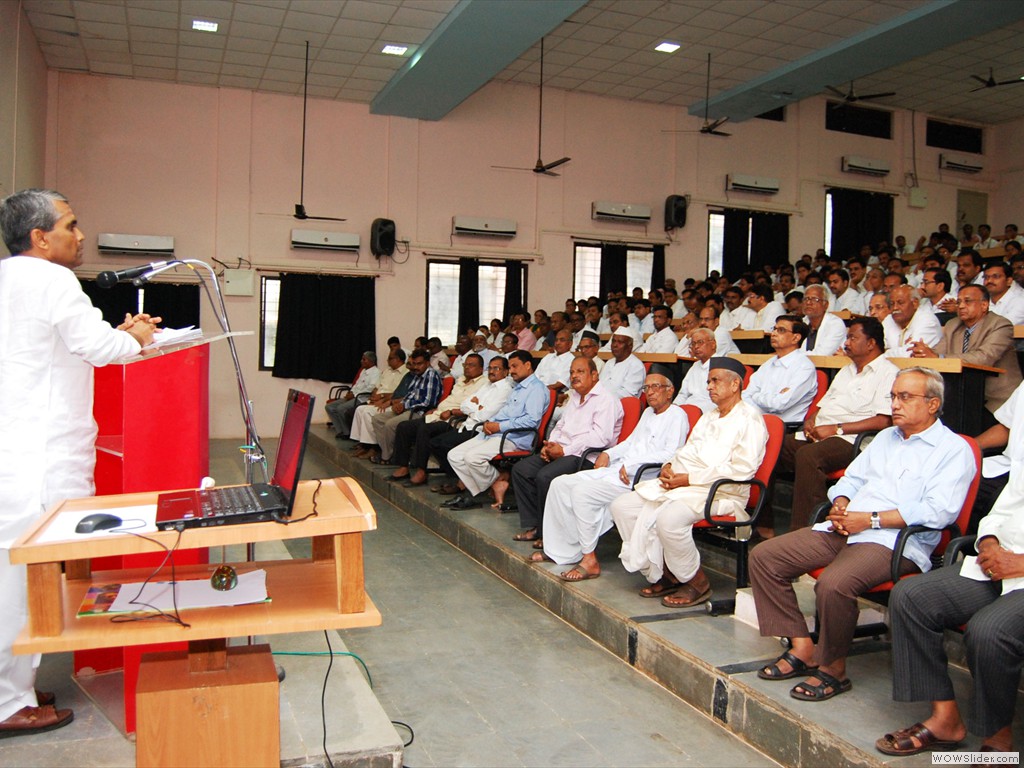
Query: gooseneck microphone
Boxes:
[{"xmin": 96, "ymin": 261, "xmax": 172, "ymax": 288}]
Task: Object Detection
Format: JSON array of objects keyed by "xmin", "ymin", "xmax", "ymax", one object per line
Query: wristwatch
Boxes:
[
  {"xmin": 835, "ymin": 424, "xmax": 845, "ymax": 437},
  {"xmin": 870, "ymin": 511, "xmax": 881, "ymax": 530}
]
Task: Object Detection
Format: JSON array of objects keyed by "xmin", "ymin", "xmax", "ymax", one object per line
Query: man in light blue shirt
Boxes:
[
  {"xmin": 749, "ymin": 367, "xmax": 974, "ymax": 703},
  {"xmin": 444, "ymin": 350, "xmax": 549, "ymax": 509}
]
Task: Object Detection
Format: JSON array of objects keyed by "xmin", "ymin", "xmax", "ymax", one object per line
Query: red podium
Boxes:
[{"xmin": 78, "ymin": 336, "xmax": 220, "ymax": 734}]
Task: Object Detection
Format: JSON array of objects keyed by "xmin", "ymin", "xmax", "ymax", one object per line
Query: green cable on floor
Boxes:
[{"xmin": 272, "ymin": 650, "xmax": 373, "ymax": 688}]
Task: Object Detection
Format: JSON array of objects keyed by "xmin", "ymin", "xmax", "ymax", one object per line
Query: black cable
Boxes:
[
  {"xmin": 109, "ymin": 529, "xmax": 191, "ymax": 628},
  {"xmin": 392, "ymin": 720, "xmax": 415, "ymax": 748},
  {"xmin": 321, "ymin": 629, "xmax": 335, "ymax": 768},
  {"xmin": 272, "ymin": 478, "xmax": 322, "ymax": 524}
]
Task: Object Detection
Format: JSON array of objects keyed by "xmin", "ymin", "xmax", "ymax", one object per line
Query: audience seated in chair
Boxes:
[
  {"xmin": 325, "ymin": 350, "xmax": 381, "ymax": 440},
  {"xmin": 742, "ymin": 315, "xmax": 817, "ymax": 423}
]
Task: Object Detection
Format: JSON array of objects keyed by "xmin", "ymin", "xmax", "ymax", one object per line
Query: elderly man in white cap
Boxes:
[
  {"xmin": 674, "ymin": 327, "xmax": 716, "ymax": 413},
  {"xmin": 471, "ymin": 330, "xmax": 497, "ymax": 368},
  {"xmin": 610, "ymin": 357, "xmax": 768, "ymax": 607},
  {"xmin": 598, "ymin": 325, "xmax": 646, "ymax": 399},
  {"xmin": 538, "ymin": 372, "xmax": 689, "ymax": 581}
]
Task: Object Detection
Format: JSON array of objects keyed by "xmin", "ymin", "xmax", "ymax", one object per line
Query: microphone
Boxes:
[{"xmin": 96, "ymin": 261, "xmax": 170, "ymax": 289}]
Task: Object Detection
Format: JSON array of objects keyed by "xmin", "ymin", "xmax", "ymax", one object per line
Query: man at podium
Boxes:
[{"xmin": 0, "ymin": 189, "xmax": 157, "ymax": 737}]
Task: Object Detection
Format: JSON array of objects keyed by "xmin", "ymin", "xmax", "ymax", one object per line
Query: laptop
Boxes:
[{"xmin": 155, "ymin": 389, "xmax": 315, "ymax": 531}]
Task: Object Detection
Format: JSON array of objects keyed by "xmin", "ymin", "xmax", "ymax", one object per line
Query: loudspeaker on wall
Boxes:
[
  {"xmin": 370, "ymin": 218, "xmax": 396, "ymax": 257},
  {"xmin": 664, "ymin": 195, "xmax": 687, "ymax": 230}
]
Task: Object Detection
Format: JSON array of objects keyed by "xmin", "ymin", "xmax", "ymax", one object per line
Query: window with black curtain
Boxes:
[
  {"xmin": 501, "ymin": 259, "xmax": 525, "ymax": 324},
  {"xmin": 827, "ymin": 187, "xmax": 894, "ymax": 262},
  {"xmin": 79, "ymin": 280, "xmax": 201, "ymax": 328},
  {"xmin": 80, "ymin": 280, "xmax": 137, "ymax": 326},
  {"xmin": 650, "ymin": 245, "xmax": 665, "ymax": 291},
  {"xmin": 749, "ymin": 212, "xmax": 790, "ymax": 270},
  {"xmin": 272, "ymin": 273, "xmax": 375, "ymax": 382},
  {"xmin": 598, "ymin": 244, "xmax": 627, "ymax": 298},
  {"xmin": 457, "ymin": 257, "xmax": 480, "ymax": 335},
  {"xmin": 721, "ymin": 211, "xmax": 752, "ymax": 280}
]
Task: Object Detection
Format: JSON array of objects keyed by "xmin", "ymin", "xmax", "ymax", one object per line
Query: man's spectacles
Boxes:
[
  {"xmin": 641, "ymin": 383, "xmax": 672, "ymax": 392},
  {"xmin": 957, "ymin": 298, "xmax": 983, "ymax": 305},
  {"xmin": 769, "ymin": 326, "xmax": 794, "ymax": 334},
  {"xmin": 803, "ymin": 297, "xmax": 825, "ymax": 303},
  {"xmin": 888, "ymin": 392, "xmax": 937, "ymax": 403}
]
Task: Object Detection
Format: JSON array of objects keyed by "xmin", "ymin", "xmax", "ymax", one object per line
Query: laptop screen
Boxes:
[{"xmin": 271, "ymin": 389, "xmax": 315, "ymax": 515}]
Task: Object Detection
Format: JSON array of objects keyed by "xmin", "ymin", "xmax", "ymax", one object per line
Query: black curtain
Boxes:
[
  {"xmin": 650, "ymin": 245, "xmax": 665, "ymax": 291},
  {"xmin": 599, "ymin": 243, "xmax": 627, "ymax": 298},
  {"xmin": 457, "ymin": 258, "xmax": 480, "ymax": 336},
  {"xmin": 501, "ymin": 259, "xmax": 523, "ymax": 324},
  {"xmin": 140, "ymin": 282, "xmax": 201, "ymax": 328},
  {"xmin": 828, "ymin": 187, "xmax": 894, "ymax": 262},
  {"xmin": 79, "ymin": 280, "xmax": 137, "ymax": 326},
  {"xmin": 749, "ymin": 212, "xmax": 790, "ymax": 270},
  {"xmin": 721, "ymin": 210, "xmax": 751, "ymax": 281},
  {"xmin": 272, "ymin": 273, "xmax": 375, "ymax": 382}
]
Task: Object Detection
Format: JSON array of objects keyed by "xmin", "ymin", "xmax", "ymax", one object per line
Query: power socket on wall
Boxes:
[{"xmin": 223, "ymin": 269, "xmax": 255, "ymax": 296}]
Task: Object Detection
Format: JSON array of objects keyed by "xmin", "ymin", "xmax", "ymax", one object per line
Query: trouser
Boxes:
[
  {"xmin": 542, "ymin": 473, "xmax": 627, "ymax": 565},
  {"xmin": 429, "ymin": 429, "xmax": 479, "ymax": 477},
  {"xmin": 325, "ymin": 397, "xmax": 359, "ymax": 437},
  {"xmin": 510, "ymin": 454, "xmax": 593, "ymax": 530},
  {"xmin": 748, "ymin": 528, "xmax": 916, "ymax": 667},
  {"xmin": 447, "ymin": 436, "xmax": 502, "ymax": 496},
  {"xmin": 889, "ymin": 564, "xmax": 1024, "ymax": 737},
  {"xmin": 0, "ymin": 550, "xmax": 38, "ymax": 721},
  {"xmin": 766, "ymin": 435, "xmax": 854, "ymax": 531},
  {"xmin": 609, "ymin": 492, "xmax": 706, "ymax": 584},
  {"xmin": 393, "ymin": 420, "xmax": 454, "ymax": 469},
  {"xmin": 370, "ymin": 409, "xmax": 420, "ymax": 461}
]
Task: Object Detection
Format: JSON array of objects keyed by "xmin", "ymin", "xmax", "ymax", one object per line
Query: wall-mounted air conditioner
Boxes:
[
  {"xmin": 939, "ymin": 153, "xmax": 983, "ymax": 174},
  {"xmin": 726, "ymin": 174, "xmax": 780, "ymax": 195},
  {"xmin": 591, "ymin": 201, "xmax": 652, "ymax": 223},
  {"xmin": 452, "ymin": 216, "xmax": 517, "ymax": 238},
  {"xmin": 841, "ymin": 155, "xmax": 890, "ymax": 177},
  {"xmin": 97, "ymin": 233, "xmax": 175, "ymax": 257},
  {"xmin": 290, "ymin": 229, "xmax": 360, "ymax": 252}
]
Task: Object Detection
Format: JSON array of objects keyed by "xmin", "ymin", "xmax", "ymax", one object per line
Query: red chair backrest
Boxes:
[
  {"xmin": 808, "ymin": 370, "xmax": 828, "ymax": 418},
  {"xmin": 537, "ymin": 388, "xmax": 558, "ymax": 442},
  {"xmin": 618, "ymin": 397, "xmax": 642, "ymax": 442},
  {"xmin": 946, "ymin": 435, "xmax": 982, "ymax": 548},
  {"xmin": 679, "ymin": 404, "xmax": 703, "ymax": 432},
  {"xmin": 749, "ymin": 414, "xmax": 785, "ymax": 510},
  {"xmin": 440, "ymin": 376, "xmax": 455, "ymax": 400},
  {"xmin": 743, "ymin": 365, "xmax": 753, "ymax": 389},
  {"xmin": 352, "ymin": 367, "xmax": 363, "ymax": 386}
]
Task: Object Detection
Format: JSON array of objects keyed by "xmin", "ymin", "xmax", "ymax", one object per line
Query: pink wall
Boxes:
[
  {"xmin": 0, "ymin": 3, "xmax": 48, "ymax": 199},
  {"xmin": 41, "ymin": 71, "xmax": 1013, "ymax": 437}
]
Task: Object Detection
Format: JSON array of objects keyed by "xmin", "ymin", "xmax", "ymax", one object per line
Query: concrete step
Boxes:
[{"xmin": 309, "ymin": 424, "xmax": 1022, "ymax": 768}]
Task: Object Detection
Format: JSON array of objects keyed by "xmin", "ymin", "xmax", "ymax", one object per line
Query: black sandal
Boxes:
[
  {"xmin": 757, "ymin": 650, "xmax": 818, "ymax": 681},
  {"xmin": 790, "ymin": 670, "xmax": 852, "ymax": 701}
]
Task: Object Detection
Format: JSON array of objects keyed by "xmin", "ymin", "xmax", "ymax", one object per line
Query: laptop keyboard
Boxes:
[{"xmin": 199, "ymin": 485, "xmax": 263, "ymax": 518}]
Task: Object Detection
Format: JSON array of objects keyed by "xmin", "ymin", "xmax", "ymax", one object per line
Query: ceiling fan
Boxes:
[
  {"xmin": 492, "ymin": 37, "xmax": 571, "ymax": 177},
  {"xmin": 292, "ymin": 41, "xmax": 345, "ymax": 222},
  {"xmin": 826, "ymin": 81, "xmax": 896, "ymax": 106},
  {"xmin": 662, "ymin": 53, "xmax": 730, "ymax": 136},
  {"xmin": 970, "ymin": 67, "xmax": 1024, "ymax": 92}
]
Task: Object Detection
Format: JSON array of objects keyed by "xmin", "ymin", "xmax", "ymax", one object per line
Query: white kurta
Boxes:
[
  {"xmin": 598, "ymin": 354, "xmax": 646, "ymax": 399},
  {"xmin": 884, "ymin": 309, "xmax": 944, "ymax": 358},
  {"xmin": 637, "ymin": 326, "xmax": 679, "ymax": 353},
  {"xmin": 610, "ymin": 400, "xmax": 767, "ymax": 583},
  {"xmin": 673, "ymin": 358, "xmax": 714, "ymax": 413},
  {"xmin": 802, "ymin": 312, "xmax": 847, "ymax": 356},
  {"xmin": 534, "ymin": 350, "xmax": 573, "ymax": 389},
  {"xmin": 0, "ymin": 256, "xmax": 141, "ymax": 720},
  {"xmin": 542, "ymin": 406, "xmax": 689, "ymax": 565}
]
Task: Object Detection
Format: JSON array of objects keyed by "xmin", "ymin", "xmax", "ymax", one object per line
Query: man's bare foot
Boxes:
[
  {"xmin": 492, "ymin": 477, "xmax": 510, "ymax": 505},
  {"xmin": 980, "ymin": 726, "xmax": 1013, "ymax": 752},
  {"xmin": 390, "ymin": 468, "xmax": 409, "ymax": 480},
  {"xmin": 529, "ymin": 551, "xmax": 551, "ymax": 563}
]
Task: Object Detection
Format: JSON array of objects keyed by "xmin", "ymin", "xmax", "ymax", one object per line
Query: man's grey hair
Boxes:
[
  {"xmin": 0, "ymin": 189, "xmax": 67, "ymax": 255},
  {"xmin": 872, "ymin": 291, "xmax": 892, "ymax": 308},
  {"xmin": 896, "ymin": 366, "xmax": 945, "ymax": 412},
  {"xmin": 362, "ymin": 351, "xmax": 377, "ymax": 364},
  {"xmin": 804, "ymin": 284, "xmax": 827, "ymax": 300},
  {"xmin": 689, "ymin": 327, "xmax": 714, "ymax": 343}
]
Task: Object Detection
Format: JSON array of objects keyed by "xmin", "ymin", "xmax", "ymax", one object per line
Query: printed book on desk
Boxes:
[{"xmin": 77, "ymin": 584, "xmax": 126, "ymax": 617}]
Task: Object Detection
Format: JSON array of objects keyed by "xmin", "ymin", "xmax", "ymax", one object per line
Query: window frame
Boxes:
[
  {"xmin": 424, "ymin": 258, "xmax": 527, "ymax": 340},
  {"xmin": 259, "ymin": 274, "xmax": 280, "ymax": 371}
]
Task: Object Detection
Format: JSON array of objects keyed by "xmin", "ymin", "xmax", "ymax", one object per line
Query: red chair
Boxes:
[
  {"xmin": 742, "ymin": 365, "xmax": 753, "ymax": 389},
  {"xmin": 806, "ymin": 434, "xmax": 981, "ymax": 638},
  {"xmin": 440, "ymin": 376, "xmax": 455, "ymax": 401},
  {"xmin": 488, "ymin": 389, "xmax": 558, "ymax": 472},
  {"xmin": 679, "ymin": 404, "xmax": 703, "ymax": 430},
  {"xmin": 328, "ymin": 366, "xmax": 363, "ymax": 402},
  {"xmin": 618, "ymin": 396, "xmax": 642, "ymax": 442},
  {"xmin": 810, "ymin": 370, "xmax": 828, "ymax": 414},
  {"xmin": 631, "ymin": 414, "xmax": 786, "ymax": 613}
]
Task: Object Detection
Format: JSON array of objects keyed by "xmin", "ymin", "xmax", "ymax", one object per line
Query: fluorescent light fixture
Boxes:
[
  {"xmin": 192, "ymin": 19, "xmax": 218, "ymax": 32},
  {"xmin": 655, "ymin": 41, "xmax": 680, "ymax": 53},
  {"xmin": 381, "ymin": 44, "xmax": 408, "ymax": 56}
]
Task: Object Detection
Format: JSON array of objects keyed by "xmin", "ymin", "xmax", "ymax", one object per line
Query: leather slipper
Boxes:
[
  {"xmin": 790, "ymin": 670, "xmax": 852, "ymax": 702},
  {"xmin": 639, "ymin": 577, "xmax": 681, "ymax": 598},
  {"xmin": 661, "ymin": 582, "xmax": 712, "ymax": 608},
  {"xmin": 512, "ymin": 528, "xmax": 539, "ymax": 542},
  {"xmin": 758, "ymin": 650, "xmax": 818, "ymax": 681},
  {"xmin": 560, "ymin": 564, "xmax": 599, "ymax": 582},
  {"xmin": 875, "ymin": 722, "xmax": 961, "ymax": 756},
  {"xmin": 0, "ymin": 706, "xmax": 74, "ymax": 739}
]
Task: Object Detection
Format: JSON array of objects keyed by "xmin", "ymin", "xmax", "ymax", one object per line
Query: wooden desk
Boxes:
[
  {"xmin": 731, "ymin": 330, "xmax": 769, "ymax": 354},
  {"xmin": 10, "ymin": 477, "xmax": 380, "ymax": 653}
]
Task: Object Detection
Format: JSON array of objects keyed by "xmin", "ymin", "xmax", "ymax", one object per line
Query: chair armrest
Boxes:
[
  {"xmin": 943, "ymin": 535, "xmax": 978, "ymax": 567},
  {"xmin": 701, "ymin": 477, "xmax": 768, "ymax": 528},
  {"xmin": 329, "ymin": 384, "xmax": 353, "ymax": 400},
  {"xmin": 809, "ymin": 501, "xmax": 832, "ymax": 526},
  {"xmin": 850, "ymin": 430, "xmax": 879, "ymax": 459},
  {"xmin": 783, "ymin": 421, "xmax": 804, "ymax": 433},
  {"xmin": 891, "ymin": 525, "xmax": 948, "ymax": 584},
  {"xmin": 578, "ymin": 446, "xmax": 611, "ymax": 471},
  {"xmin": 448, "ymin": 414, "xmax": 468, "ymax": 429},
  {"xmin": 497, "ymin": 426, "xmax": 540, "ymax": 457},
  {"xmin": 631, "ymin": 463, "xmax": 663, "ymax": 488}
]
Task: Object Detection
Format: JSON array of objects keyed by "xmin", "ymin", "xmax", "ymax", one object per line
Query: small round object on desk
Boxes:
[{"xmin": 211, "ymin": 564, "xmax": 239, "ymax": 591}]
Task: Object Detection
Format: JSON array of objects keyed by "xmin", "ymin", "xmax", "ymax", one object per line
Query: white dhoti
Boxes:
[
  {"xmin": 542, "ymin": 471, "xmax": 629, "ymax": 565},
  {"xmin": 446, "ymin": 435, "xmax": 502, "ymax": 496},
  {"xmin": 0, "ymin": 550, "xmax": 39, "ymax": 720},
  {"xmin": 349, "ymin": 404, "xmax": 379, "ymax": 444}
]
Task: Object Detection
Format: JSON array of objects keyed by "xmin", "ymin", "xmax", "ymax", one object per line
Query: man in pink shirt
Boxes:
[
  {"xmin": 511, "ymin": 311, "xmax": 538, "ymax": 351},
  {"xmin": 510, "ymin": 357, "xmax": 623, "ymax": 545}
]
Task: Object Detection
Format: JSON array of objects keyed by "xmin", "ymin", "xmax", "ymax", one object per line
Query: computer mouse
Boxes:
[{"xmin": 75, "ymin": 513, "xmax": 123, "ymax": 534}]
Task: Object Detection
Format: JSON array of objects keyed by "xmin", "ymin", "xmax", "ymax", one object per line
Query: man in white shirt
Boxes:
[
  {"xmin": 984, "ymin": 261, "xmax": 1024, "ymax": 325},
  {"xmin": 801, "ymin": 285, "xmax": 847, "ymax": 356},
  {"xmin": 746, "ymin": 285, "xmax": 785, "ymax": 332},
  {"xmin": 920, "ymin": 267, "xmax": 957, "ymax": 315},
  {"xmin": 534, "ymin": 329, "xmax": 574, "ymax": 392},
  {"xmin": 862, "ymin": 267, "xmax": 885, "ymax": 307},
  {"xmin": 744, "ymin": 316, "xmax": 818, "ymax": 423},
  {"xmin": 673, "ymin": 328, "xmax": 716, "ymax": 413},
  {"xmin": 846, "ymin": 258, "xmax": 867, "ymax": 294},
  {"xmin": 696, "ymin": 305, "xmax": 739, "ymax": 355},
  {"xmin": 633, "ymin": 299, "xmax": 655, "ymax": 336},
  {"xmin": 598, "ymin": 327, "xmax": 646, "ymax": 399},
  {"xmin": 636, "ymin": 305, "xmax": 678, "ymax": 353},
  {"xmin": 828, "ymin": 268, "xmax": 867, "ymax": 315},
  {"xmin": 664, "ymin": 287, "xmax": 685, "ymax": 320},
  {"xmin": 448, "ymin": 335, "xmax": 471, "ymax": 379},
  {"xmin": 539, "ymin": 373, "xmax": 689, "ymax": 580},
  {"xmin": 672, "ymin": 311, "xmax": 701, "ymax": 357},
  {"xmin": 721, "ymin": 287, "xmax": 756, "ymax": 331},
  {"xmin": 326, "ymin": 350, "xmax": 381, "ymax": 439},
  {"xmin": 884, "ymin": 285, "xmax": 943, "ymax": 358}
]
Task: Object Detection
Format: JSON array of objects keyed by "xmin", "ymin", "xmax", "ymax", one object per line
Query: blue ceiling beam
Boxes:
[
  {"xmin": 371, "ymin": 0, "xmax": 587, "ymax": 121},
  {"xmin": 693, "ymin": 0, "xmax": 1024, "ymax": 122}
]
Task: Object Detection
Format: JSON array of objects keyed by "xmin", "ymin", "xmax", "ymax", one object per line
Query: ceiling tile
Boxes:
[
  {"xmin": 178, "ymin": 70, "xmax": 221, "ymax": 84},
  {"xmin": 180, "ymin": 0, "xmax": 235, "ymax": 20},
  {"xmin": 129, "ymin": 26, "xmax": 178, "ymax": 44},
  {"xmin": 220, "ymin": 74, "xmax": 260, "ymax": 88},
  {"xmin": 134, "ymin": 66, "xmax": 177, "ymax": 80},
  {"xmin": 282, "ymin": 9, "xmax": 336, "ymax": 32},
  {"xmin": 91, "ymin": 61, "xmax": 133, "ymax": 75},
  {"xmin": 73, "ymin": 1, "xmax": 126, "ymax": 24},
  {"xmin": 227, "ymin": 36, "xmax": 274, "ymax": 52},
  {"xmin": 342, "ymin": 1, "xmax": 396, "ymax": 24},
  {"xmin": 179, "ymin": 57, "xmax": 222, "ymax": 73},
  {"xmin": 87, "ymin": 49, "xmax": 132, "ymax": 64},
  {"xmin": 228, "ymin": 20, "xmax": 279, "ymax": 40},
  {"xmin": 316, "ymin": 47, "xmax": 363, "ymax": 64},
  {"xmin": 23, "ymin": 0, "xmax": 74, "ymax": 15},
  {"xmin": 223, "ymin": 49, "xmax": 265, "ymax": 65},
  {"xmin": 231, "ymin": 3, "xmax": 286, "ymax": 25},
  {"xmin": 126, "ymin": 7, "xmax": 178, "ymax": 29},
  {"xmin": 78, "ymin": 20, "xmax": 129, "ymax": 39},
  {"xmin": 262, "ymin": 67, "xmax": 304, "ymax": 82},
  {"xmin": 379, "ymin": 24, "xmax": 429, "ymax": 44},
  {"xmin": 134, "ymin": 54, "xmax": 177, "ymax": 68},
  {"xmin": 179, "ymin": 43, "xmax": 224, "ymax": 61},
  {"xmin": 179, "ymin": 29, "xmax": 226, "ymax": 48},
  {"xmin": 321, "ymin": 34, "xmax": 374, "ymax": 53},
  {"xmin": 82, "ymin": 37, "xmax": 129, "ymax": 52},
  {"xmin": 330, "ymin": 18, "xmax": 385, "ymax": 39},
  {"xmin": 276, "ymin": 27, "xmax": 327, "ymax": 46},
  {"xmin": 389, "ymin": 5, "xmax": 447, "ymax": 29},
  {"xmin": 27, "ymin": 11, "xmax": 79, "ymax": 33},
  {"xmin": 221, "ymin": 62, "xmax": 263, "ymax": 76},
  {"xmin": 287, "ymin": 0, "xmax": 342, "ymax": 16}
]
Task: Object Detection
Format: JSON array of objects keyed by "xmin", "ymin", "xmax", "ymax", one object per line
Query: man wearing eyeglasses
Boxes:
[
  {"xmin": 743, "ymin": 316, "xmax": 817, "ymax": 423},
  {"xmin": 919, "ymin": 267, "xmax": 956, "ymax": 315},
  {"xmin": 800, "ymin": 285, "xmax": 846, "ymax": 356},
  {"xmin": 749, "ymin": 367, "xmax": 974, "ymax": 703},
  {"xmin": 635, "ymin": 305, "xmax": 677, "ymax": 353},
  {"xmin": 883, "ymin": 285, "xmax": 943, "ymax": 358},
  {"xmin": 575, "ymin": 330, "xmax": 604, "ymax": 373},
  {"xmin": 909, "ymin": 284, "xmax": 1022, "ymax": 422},
  {"xmin": 537, "ymin": 373, "xmax": 688, "ymax": 581}
]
